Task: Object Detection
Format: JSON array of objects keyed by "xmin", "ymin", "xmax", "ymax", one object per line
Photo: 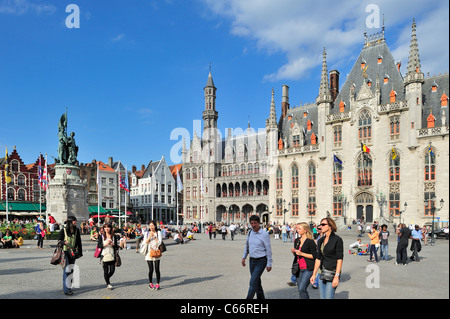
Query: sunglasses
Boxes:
[{"xmin": 320, "ymin": 223, "xmax": 328, "ymax": 227}]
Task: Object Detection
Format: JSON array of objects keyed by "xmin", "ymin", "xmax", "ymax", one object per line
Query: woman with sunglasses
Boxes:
[
  {"xmin": 310, "ymin": 217, "xmax": 343, "ymax": 299},
  {"xmin": 291, "ymin": 222, "xmax": 317, "ymax": 299}
]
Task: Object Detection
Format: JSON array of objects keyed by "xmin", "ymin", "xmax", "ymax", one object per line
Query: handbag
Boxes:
[
  {"xmin": 320, "ymin": 268, "xmax": 336, "ymax": 282},
  {"xmin": 50, "ymin": 245, "xmax": 63, "ymax": 265},
  {"xmin": 115, "ymin": 250, "xmax": 121, "ymax": 267},
  {"xmin": 149, "ymin": 248, "xmax": 162, "ymax": 258},
  {"xmin": 94, "ymin": 247, "xmax": 102, "ymax": 258},
  {"xmin": 291, "ymin": 260, "xmax": 300, "ymax": 276},
  {"xmin": 139, "ymin": 242, "xmax": 149, "ymax": 256},
  {"xmin": 159, "ymin": 241, "xmax": 167, "ymax": 253}
]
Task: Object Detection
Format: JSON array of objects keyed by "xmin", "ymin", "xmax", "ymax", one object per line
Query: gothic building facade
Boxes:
[{"xmin": 182, "ymin": 20, "xmax": 449, "ymax": 228}]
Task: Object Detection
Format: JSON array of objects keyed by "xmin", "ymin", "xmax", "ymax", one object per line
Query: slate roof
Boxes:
[
  {"xmin": 332, "ymin": 38, "xmax": 404, "ymax": 113},
  {"xmin": 278, "ymin": 103, "xmax": 318, "ymax": 148},
  {"xmin": 422, "ymin": 74, "xmax": 449, "ymax": 128}
]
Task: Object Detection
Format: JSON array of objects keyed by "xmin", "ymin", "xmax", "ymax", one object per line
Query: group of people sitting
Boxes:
[{"xmin": 0, "ymin": 229, "xmax": 23, "ymax": 249}]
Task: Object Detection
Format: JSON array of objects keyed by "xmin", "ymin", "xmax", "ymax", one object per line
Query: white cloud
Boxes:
[
  {"xmin": 200, "ymin": 0, "xmax": 448, "ymax": 81},
  {"xmin": 0, "ymin": 0, "xmax": 56, "ymax": 15},
  {"xmin": 111, "ymin": 33, "xmax": 125, "ymax": 42}
]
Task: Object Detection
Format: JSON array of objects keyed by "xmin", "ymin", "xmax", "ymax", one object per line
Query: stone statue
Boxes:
[{"xmin": 56, "ymin": 112, "xmax": 78, "ymax": 165}]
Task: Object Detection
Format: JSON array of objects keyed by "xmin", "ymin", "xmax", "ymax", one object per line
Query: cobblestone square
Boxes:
[{"xmin": 0, "ymin": 230, "xmax": 448, "ymax": 300}]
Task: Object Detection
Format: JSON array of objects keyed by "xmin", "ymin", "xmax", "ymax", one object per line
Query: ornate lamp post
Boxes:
[
  {"xmin": 282, "ymin": 199, "xmax": 290, "ymax": 225},
  {"xmin": 376, "ymin": 191, "xmax": 387, "ymax": 220},
  {"xmin": 424, "ymin": 197, "xmax": 444, "ymax": 240}
]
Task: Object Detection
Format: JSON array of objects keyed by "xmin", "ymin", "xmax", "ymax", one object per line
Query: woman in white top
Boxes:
[{"xmin": 145, "ymin": 220, "xmax": 162, "ymax": 290}]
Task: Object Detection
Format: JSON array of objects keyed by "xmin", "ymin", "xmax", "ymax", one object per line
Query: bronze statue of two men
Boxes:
[{"xmin": 56, "ymin": 113, "xmax": 78, "ymax": 165}]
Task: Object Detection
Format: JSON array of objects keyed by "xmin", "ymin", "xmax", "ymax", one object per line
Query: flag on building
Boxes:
[
  {"xmin": 176, "ymin": 166, "xmax": 183, "ymax": 192},
  {"xmin": 428, "ymin": 143, "xmax": 434, "ymax": 157},
  {"xmin": 97, "ymin": 161, "xmax": 101, "ymax": 190},
  {"xmin": 4, "ymin": 147, "xmax": 11, "ymax": 184},
  {"xmin": 361, "ymin": 143, "xmax": 370, "ymax": 154},
  {"xmin": 333, "ymin": 154, "xmax": 343, "ymax": 166},
  {"xmin": 391, "ymin": 148, "xmax": 397, "ymax": 160}
]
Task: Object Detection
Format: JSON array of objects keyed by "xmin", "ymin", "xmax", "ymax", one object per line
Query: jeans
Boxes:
[
  {"xmin": 282, "ymin": 233, "xmax": 287, "ymax": 243},
  {"xmin": 296, "ymin": 269, "xmax": 313, "ymax": 299},
  {"xmin": 246, "ymin": 257, "xmax": 267, "ymax": 299},
  {"xmin": 380, "ymin": 244, "xmax": 389, "ymax": 261},
  {"xmin": 369, "ymin": 244, "xmax": 378, "ymax": 262},
  {"xmin": 319, "ymin": 279, "xmax": 336, "ymax": 299},
  {"xmin": 63, "ymin": 253, "xmax": 76, "ymax": 293}
]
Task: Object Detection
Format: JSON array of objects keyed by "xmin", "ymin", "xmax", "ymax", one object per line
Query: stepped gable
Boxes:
[{"xmin": 331, "ymin": 34, "xmax": 404, "ymax": 114}]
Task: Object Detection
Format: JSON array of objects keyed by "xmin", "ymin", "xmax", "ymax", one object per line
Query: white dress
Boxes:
[{"xmin": 144, "ymin": 231, "xmax": 162, "ymax": 261}]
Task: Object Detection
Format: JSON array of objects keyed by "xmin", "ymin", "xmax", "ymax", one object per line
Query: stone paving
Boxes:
[{"xmin": 0, "ymin": 230, "xmax": 448, "ymax": 300}]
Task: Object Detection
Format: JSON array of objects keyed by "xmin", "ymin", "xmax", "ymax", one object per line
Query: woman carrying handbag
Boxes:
[
  {"xmin": 97, "ymin": 223, "xmax": 119, "ymax": 290},
  {"xmin": 145, "ymin": 221, "xmax": 163, "ymax": 290}
]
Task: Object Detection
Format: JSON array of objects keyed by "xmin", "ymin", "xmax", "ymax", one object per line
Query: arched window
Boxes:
[
  {"xmin": 11, "ymin": 160, "xmax": 19, "ymax": 172},
  {"xmin": 254, "ymin": 163, "xmax": 260, "ymax": 174},
  {"xmin": 291, "ymin": 164, "xmax": 299, "ymax": 189},
  {"xmin": 357, "ymin": 153, "xmax": 372, "ymax": 186},
  {"xmin": 333, "ymin": 160, "xmax": 342, "ymax": 185},
  {"xmin": 241, "ymin": 164, "xmax": 246, "ymax": 175},
  {"xmin": 389, "ymin": 150, "xmax": 400, "ymax": 182},
  {"xmin": 18, "ymin": 175, "xmax": 25, "ymax": 186},
  {"xmin": 276, "ymin": 167, "xmax": 283, "ymax": 190},
  {"xmin": 358, "ymin": 110, "xmax": 372, "ymax": 142},
  {"xmin": 18, "ymin": 189, "xmax": 26, "ymax": 201},
  {"xmin": 308, "ymin": 162, "xmax": 316, "ymax": 188},
  {"xmin": 192, "ymin": 168, "xmax": 197, "ymax": 180},
  {"xmin": 185, "ymin": 169, "xmax": 190, "ymax": 180},
  {"xmin": 248, "ymin": 163, "xmax": 253, "ymax": 175}
]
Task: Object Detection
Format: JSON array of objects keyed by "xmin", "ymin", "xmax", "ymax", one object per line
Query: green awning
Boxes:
[
  {"xmin": 88, "ymin": 205, "xmax": 108, "ymax": 213},
  {"xmin": 0, "ymin": 202, "xmax": 46, "ymax": 212}
]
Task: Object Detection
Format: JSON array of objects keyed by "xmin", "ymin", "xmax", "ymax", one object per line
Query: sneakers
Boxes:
[
  {"xmin": 149, "ymin": 283, "xmax": 160, "ymax": 290},
  {"xmin": 107, "ymin": 284, "xmax": 113, "ymax": 290}
]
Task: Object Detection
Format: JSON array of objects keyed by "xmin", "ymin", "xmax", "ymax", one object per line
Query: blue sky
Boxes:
[{"xmin": 1, "ymin": 0, "xmax": 448, "ymax": 169}]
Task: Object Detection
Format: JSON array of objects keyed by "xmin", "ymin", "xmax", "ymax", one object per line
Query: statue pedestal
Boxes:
[{"xmin": 47, "ymin": 165, "xmax": 88, "ymax": 225}]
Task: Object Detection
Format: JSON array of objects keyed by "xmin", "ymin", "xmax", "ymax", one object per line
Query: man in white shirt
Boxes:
[
  {"xmin": 242, "ymin": 215, "xmax": 272, "ymax": 299},
  {"xmin": 229, "ymin": 223, "xmax": 236, "ymax": 241}
]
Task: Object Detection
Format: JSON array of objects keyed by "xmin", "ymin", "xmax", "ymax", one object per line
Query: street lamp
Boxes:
[
  {"xmin": 283, "ymin": 199, "xmax": 290, "ymax": 225},
  {"xmin": 376, "ymin": 192, "xmax": 387, "ymax": 220},
  {"xmin": 424, "ymin": 197, "xmax": 444, "ymax": 239},
  {"xmin": 399, "ymin": 202, "xmax": 407, "ymax": 224}
]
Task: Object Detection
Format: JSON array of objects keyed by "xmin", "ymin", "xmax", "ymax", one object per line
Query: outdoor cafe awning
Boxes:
[{"xmin": 0, "ymin": 202, "xmax": 46, "ymax": 215}]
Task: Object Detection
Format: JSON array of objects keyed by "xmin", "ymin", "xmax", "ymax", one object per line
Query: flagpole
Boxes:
[
  {"xmin": 45, "ymin": 153, "xmax": 48, "ymax": 225},
  {"xmin": 39, "ymin": 153, "xmax": 42, "ymax": 219},
  {"xmin": 5, "ymin": 147, "xmax": 8, "ymax": 224},
  {"xmin": 125, "ymin": 164, "xmax": 128, "ymax": 226},
  {"xmin": 97, "ymin": 161, "xmax": 101, "ymax": 227},
  {"xmin": 118, "ymin": 163, "xmax": 121, "ymax": 229}
]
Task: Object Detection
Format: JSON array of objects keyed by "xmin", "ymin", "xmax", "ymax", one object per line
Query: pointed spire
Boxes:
[
  {"xmin": 317, "ymin": 47, "xmax": 332, "ymax": 104},
  {"xmin": 206, "ymin": 67, "xmax": 216, "ymax": 88},
  {"xmin": 268, "ymin": 88, "xmax": 277, "ymax": 128},
  {"xmin": 407, "ymin": 18, "xmax": 421, "ymax": 75}
]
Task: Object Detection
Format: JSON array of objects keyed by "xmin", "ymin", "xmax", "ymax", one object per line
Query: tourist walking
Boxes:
[
  {"xmin": 58, "ymin": 216, "xmax": 83, "ymax": 296},
  {"xmin": 35, "ymin": 220, "xmax": 46, "ymax": 249},
  {"xmin": 367, "ymin": 224, "xmax": 380, "ymax": 262},
  {"xmin": 291, "ymin": 222, "xmax": 317, "ymax": 299},
  {"xmin": 395, "ymin": 223, "xmax": 411, "ymax": 265},
  {"xmin": 310, "ymin": 217, "xmax": 343, "ymax": 299},
  {"xmin": 98, "ymin": 223, "xmax": 119, "ymax": 290},
  {"xmin": 221, "ymin": 223, "xmax": 227, "ymax": 240},
  {"xmin": 410, "ymin": 225, "xmax": 423, "ymax": 262},
  {"xmin": 379, "ymin": 224, "xmax": 390, "ymax": 261},
  {"xmin": 145, "ymin": 221, "xmax": 163, "ymax": 290},
  {"xmin": 242, "ymin": 215, "xmax": 272, "ymax": 299}
]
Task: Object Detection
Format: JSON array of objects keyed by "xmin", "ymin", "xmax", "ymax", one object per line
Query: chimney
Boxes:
[
  {"xmin": 108, "ymin": 157, "xmax": 113, "ymax": 167},
  {"xmin": 282, "ymin": 85, "xmax": 289, "ymax": 118},
  {"xmin": 141, "ymin": 164, "xmax": 145, "ymax": 171},
  {"xmin": 132, "ymin": 165, "xmax": 136, "ymax": 173},
  {"xmin": 329, "ymin": 70, "xmax": 340, "ymax": 103}
]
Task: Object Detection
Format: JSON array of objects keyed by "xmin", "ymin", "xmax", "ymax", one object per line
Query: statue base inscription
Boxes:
[{"xmin": 47, "ymin": 165, "xmax": 89, "ymax": 224}]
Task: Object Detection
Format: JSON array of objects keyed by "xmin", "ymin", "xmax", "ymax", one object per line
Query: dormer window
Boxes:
[
  {"xmin": 367, "ymin": 79, "xmax": 372, "ymax": 87},
  {"xmin": 361, "ymin": 60, "xmax": 366, "ymax": 69},
  {"xmin": 311, "ymin": 133, "xmax": 317, "ymax": 145},
  {"xmin": 307, "ymin": 120, "xmax": 312, "ymax": 131},
  {"xmin": 303, "ymin": 111, "xmax": 308, "ymax": 118},
  {"xmin": 339, "ymin": 100, "xmax": 345, "ymax": 113},
  {"xmin": 378, "ymin": 55, "xmax": 383, "ymax": 64},
  {"xmin": 427, "ymin": 111, "xmax": 436, "ymax": 128},
  {"xmin": 390, "ymin": 89, "xmax": 397, "ymax": 103},
  {"xmin": 384, "ymin": 75, "xmax": 389, "ymax": 84},
  {"xmin": 441, "ymin": 92, "xmax": 448, "ymax": 107},
  {"xmin": 432, "ymin": 82, "xmax": 438, "ymax": 92}
]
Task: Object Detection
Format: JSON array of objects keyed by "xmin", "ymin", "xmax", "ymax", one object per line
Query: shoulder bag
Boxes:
[{"xmin": 50, "ymin": 242, "xmax": 63, "ymax": 265}]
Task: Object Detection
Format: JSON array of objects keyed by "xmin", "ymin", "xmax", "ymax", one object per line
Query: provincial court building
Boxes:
[{"xmin": 182, "ymin": 20, "xmax": 449, "ymax": 228}]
